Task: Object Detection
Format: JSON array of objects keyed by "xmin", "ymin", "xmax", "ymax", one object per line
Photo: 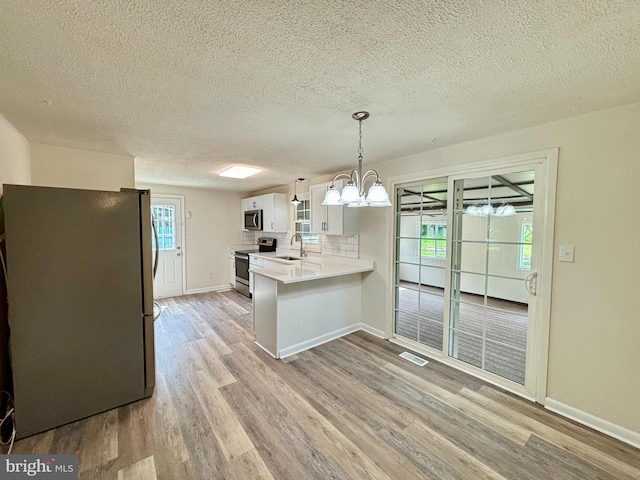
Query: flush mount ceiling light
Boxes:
[
  {"xmin": 290, "ymin": 178, "xmax": 305, "ymax": 205},
  {"xmin": 322, "ymin": 112, "xmax": 391, "ymax": 208},
  {"xmin": 219, "ymin": 165, "xmax": 261, "ymax": 179}
]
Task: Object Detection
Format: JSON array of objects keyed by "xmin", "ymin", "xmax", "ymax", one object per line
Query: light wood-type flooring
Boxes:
[{"xmin": 12, "ymin": 290, "xmax": 640, "ymax": 479}]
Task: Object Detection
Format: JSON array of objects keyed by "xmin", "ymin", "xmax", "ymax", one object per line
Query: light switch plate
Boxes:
[{"xmin": 559, "ymin": 245, "xmax": 575, "ymax": 262}]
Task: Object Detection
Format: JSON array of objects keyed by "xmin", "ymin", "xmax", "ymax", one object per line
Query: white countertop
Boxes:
[
  {"xmin": 249, "ymin": 251, "xmax": 374, "ymax": 284},
  {"xmin": 228, "ymin": 244, "xmax": 257, "ymax": 253}
]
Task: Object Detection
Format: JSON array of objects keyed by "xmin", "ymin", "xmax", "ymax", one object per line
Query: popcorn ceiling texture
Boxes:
[{"xmin": 0, "ymin": 1, "xmax": 639, "ymax": 191}]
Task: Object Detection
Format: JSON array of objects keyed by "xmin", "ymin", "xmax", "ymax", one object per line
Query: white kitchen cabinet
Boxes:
[
  {"xmin": 261, "ymin": 193, "xmax": 288, "ymax": 232},
  {"xmin": 309, "ymin": 180, "xmax": 359, "ymax": 235},
  {"xmin": 228, "ymin": 252, "xmax": 236, "ymax": 287},
  {"xmin": 242, "ymin": 193, "xmax": 288, "ymax": 232},
  {"xmin": 242, "ymin": 196, "xmax": 263, "ymax": 211},
  {"xmin": 249, "ymin": 254, "xmax": 263, "ymax": 295}
]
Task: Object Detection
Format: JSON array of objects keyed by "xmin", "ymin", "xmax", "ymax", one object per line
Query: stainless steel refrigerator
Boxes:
[{"xmin": 2, "ymin": 184, "xmax": 156, "ymax": 439}]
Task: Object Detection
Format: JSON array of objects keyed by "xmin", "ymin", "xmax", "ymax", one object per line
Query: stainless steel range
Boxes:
[{"xmin": 234, "ymin": 237, "xmax": 276, "ymax": 297}]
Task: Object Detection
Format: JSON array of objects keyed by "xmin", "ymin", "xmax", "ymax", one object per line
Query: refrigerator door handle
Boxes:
[{"xmin": 152, "ymin": 216, "xmax": 159, "ymax": 280}]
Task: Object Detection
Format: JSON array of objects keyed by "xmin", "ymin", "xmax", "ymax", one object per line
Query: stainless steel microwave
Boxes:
[{"xmin": 243, "ymin": 209, "xmax": 263, "ymax": 231}]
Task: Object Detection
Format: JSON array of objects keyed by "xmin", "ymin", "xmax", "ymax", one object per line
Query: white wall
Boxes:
[
  {"xmin": 0, "ymin": 113, "xmax": 30, "ymax": 194},
  {"xmin": 359, "ymin": 101, "xmax": 640, "ymax": 435},
  {"xmin": 30, "ymin": 143, "xmax": 135, "ymax": 191},
  {"xmin": 136, "ymin": 182, "xmax": 243, "ymax": 292}
]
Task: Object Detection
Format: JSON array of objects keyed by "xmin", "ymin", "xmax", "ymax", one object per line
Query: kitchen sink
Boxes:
[{"xmin": 276, "ymin": 255, "xmax": 303, "ymax": 261}]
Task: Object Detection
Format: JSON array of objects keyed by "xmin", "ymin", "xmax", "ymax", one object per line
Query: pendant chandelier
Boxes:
[
  {"xmin": 290, "ymin": 178, "xmax": 304, "ymax": 205},
  {"xmin": 322, "ymin": 112, "xmax": 391, "ymax": 208}
]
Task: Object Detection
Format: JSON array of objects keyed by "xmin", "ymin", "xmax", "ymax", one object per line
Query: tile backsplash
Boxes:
[
  {"xmin": 321, "ymin": 234, "xmax": 359, "ymax": 258},
  {"xmin": 244, "ymin": 231, "xmax": 359, "ymax": 259}
]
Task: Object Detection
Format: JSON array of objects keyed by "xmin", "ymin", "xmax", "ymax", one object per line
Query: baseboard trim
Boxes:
[
  {"xmin": 279, "ymin": 324, "xmax": 361, "ymax": 359},
  {"xmin": 254, "ymin": 341, "xmax": 277, "ymax": 359},
  {"xmin": 184, "ymin": 284, "xmax": 232, "ymax": 295},
  {"xmin": 545, "ymin": 398, "xmax": 640, "ymax": 449},
  {"xmin": 356, "ymin": 323, "xmax": 386, "ymax": 339}
]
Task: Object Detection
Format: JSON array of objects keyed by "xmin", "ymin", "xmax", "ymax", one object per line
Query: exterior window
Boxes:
[
  {"xmin": 420, "ymin": 222, "xmax": 447, "ymax": 258},
  {"xmin": 294, "ymin": 200, "xmax": 319, "ymax": 245},
  {"xmin": 151, "ymin": 205, "xmax": 176, "ymax": 250},
  {"xmin": 519, "ymin": 222, "xmax": 533, "ymax": 269}
]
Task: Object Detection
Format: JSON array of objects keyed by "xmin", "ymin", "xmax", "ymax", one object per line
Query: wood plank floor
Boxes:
[{"xmin": 12, "ymin": 290, "xmax": 640, "ymax": 479}]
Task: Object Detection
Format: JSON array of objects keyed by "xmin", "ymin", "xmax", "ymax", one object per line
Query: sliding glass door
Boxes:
[
  {"xmin": 395, "ymin": 179, "xmax": 448, "ymax": 350},
  {"xmin": 448, "ymin": 172, "xmax": 535, "ymax": 385},
  {"xmin": 393, "ymin": 158, "xmax": 552, "ymax": 398}
]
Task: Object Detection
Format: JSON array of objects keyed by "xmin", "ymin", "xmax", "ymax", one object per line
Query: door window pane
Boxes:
[
  {"xmin": 448, "ymin": 172, "xmax": 534, "ymax": 385},
  {"xmin": 152, "ymin": 204, "xmax": 176, "ymax": 251},
  {"xmin": 395, "ymin": 179, "xmax": 448, "ymax": 348}
]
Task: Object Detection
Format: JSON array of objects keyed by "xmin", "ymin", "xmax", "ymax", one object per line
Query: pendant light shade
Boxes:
[
  {"xmin": 321, "ymin": 185, "xmax": 341, "ymax": 205},
  {"xmin": 365, "ymin": 181, "xmax": 391, "ymax": 206},
  {"xmin": 465, "ymin": 201, "xmax": 516, "ymax": 216},
  {"xmin": 290, "ymin": 178, "xmax": 304, "ymax": 205},
  {"xmin": 339, "ymin": 183, "xmax": 360, "ymax": 203},
  {"xmin": 502, "ymin": 204, "xmax": 516, "ymax": 216},
  {"xmin": 321, "ymin": 112, "xmax": 391, "ymax": 208},
  {"xmin": 479, "ymin": 203, "xmax": 494, "ymax": 216}
]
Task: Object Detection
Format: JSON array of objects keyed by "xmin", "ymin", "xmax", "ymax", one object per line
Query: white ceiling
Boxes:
[{"xmin": 1, "ymin": 1, "xmax": 639, "ymax": 192}]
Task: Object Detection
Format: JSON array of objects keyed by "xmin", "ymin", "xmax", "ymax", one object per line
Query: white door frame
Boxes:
[
  {"xmin": 151, "ymin": 193, "xmax": 187, "ymax": 297},
  {"xmin": 386, "ymin": 148, "xmax": 558, "ymax": 403}
]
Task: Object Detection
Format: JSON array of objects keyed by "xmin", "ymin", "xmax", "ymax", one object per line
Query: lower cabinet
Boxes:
[
  {"xmin": 249, "ymin": 255, "xmax": 264, "ymax": 295},
  {"xmin": 253, "ymin": 272, "xmax": 364, "ymax": 358}
]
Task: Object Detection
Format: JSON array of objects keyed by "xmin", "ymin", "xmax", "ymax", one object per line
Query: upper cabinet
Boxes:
[
  {"xmin": 242, "ymin": 196, "xmax": 263, "ymax": 211},
  {"xmin": 242, "ymin": 193, "xmax": 288, "ymax": 232},
  {"xmin": 309, "ymin": 180, "xmax": 359, "ymax": 236},
  {"xmin": 262, "ymin": 193, "xmax": 288, "ymax": 232}
]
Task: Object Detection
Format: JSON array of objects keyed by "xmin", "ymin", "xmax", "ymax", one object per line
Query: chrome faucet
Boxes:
[{"xmin": 290, "ymin": 234, "xmax": 307, "ymax": 257}]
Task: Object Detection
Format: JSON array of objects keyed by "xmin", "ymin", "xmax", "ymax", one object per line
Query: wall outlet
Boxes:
[
  {"xmin": 336, "ymin": 243, "xmax": 340, "ymax": 252},
  {"xmin": 188, "ymin": 232, "xmax": 194, "ymax": 239},
  {"xmin": 207, "ymin": 272, "xmax": 213, "ymax": 279}
]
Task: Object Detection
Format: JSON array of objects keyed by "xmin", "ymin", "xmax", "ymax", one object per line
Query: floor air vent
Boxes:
[{"xmin": 399, "ymin": 351, "xmax": 428, "ymax": 366}]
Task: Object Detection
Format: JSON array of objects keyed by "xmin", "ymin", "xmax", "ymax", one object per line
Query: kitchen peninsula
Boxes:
[{"xmin": 249, "ymin": 253, "xmax": 374, "ymax": 358}]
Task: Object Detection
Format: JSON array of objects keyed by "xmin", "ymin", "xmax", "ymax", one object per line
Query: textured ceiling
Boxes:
[{"xmin": 1, "ymin": 1, "xmax": 639, "ymax": 192}]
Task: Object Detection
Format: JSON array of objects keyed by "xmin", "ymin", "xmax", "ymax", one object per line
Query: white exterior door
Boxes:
[{"xmin": 151, "ymin": 196, "xmax": 183, "ymax": 298}]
